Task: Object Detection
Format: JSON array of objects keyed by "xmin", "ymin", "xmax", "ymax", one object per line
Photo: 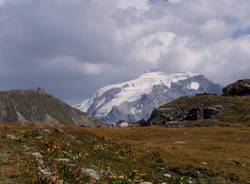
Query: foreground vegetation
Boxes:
[{"xmin": 0, "ymin": 125, "xmax": 250, "ymax": 184}]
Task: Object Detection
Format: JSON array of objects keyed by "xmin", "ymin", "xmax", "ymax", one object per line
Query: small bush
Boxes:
[{"xmin": 179, "ymin": 176, "xmax": 189, "ymax": 184}]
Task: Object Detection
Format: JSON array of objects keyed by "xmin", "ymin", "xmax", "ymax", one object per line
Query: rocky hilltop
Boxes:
[
  {"xmin": 0, "ymin": 89, "xmax": 102, "ymax": 127},
  {"xmin": 147, "ymin": 80, "xmax": 250, "ymax": 126},
  {"xmin": 76, "ymin": 71, "xmax": 222, "ymax": 123},
  {"xmin": 223, "ymin": 79, "xmax": 250, "ymax": 96}
]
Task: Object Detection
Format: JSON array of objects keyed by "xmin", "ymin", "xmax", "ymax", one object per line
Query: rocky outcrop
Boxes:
[
  {"xmin": 0, "ymin": 89, "xmax": 103, "ymax": 127},
  {"xmin": 147, "ymin": 92, "xmax": 250, "ymax": 126},
  {"xmin": 223, "ymin": 79, "xmax": 250, "ymax": 96},
  {"xmin": 137, "ymin": 119, "xmax": 151, "ymax": 126},
  {"xmin": 203, "ymin": 106, "xmax": 223, "ymax": 119},
  {"xmin": 146, "ymin": 79, "xmax": 250, "ymax": 126},
  {"xmin": 148, "ymin": 105, "xmax": 223, "ymax": 125}
]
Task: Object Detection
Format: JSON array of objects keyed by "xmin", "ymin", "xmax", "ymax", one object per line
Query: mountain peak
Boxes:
[{"xmin": 75, "ymin": 72, "xmax": 222, "ymax": 123}]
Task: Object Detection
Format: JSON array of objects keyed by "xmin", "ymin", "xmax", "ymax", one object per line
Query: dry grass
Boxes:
[
  {"xmin": 1, "ymin": 125, "xmax": 250, "ymax": 183},
  {"xmin": 87, "ymin": 126, "xmax": 250, "ymax": 180}
]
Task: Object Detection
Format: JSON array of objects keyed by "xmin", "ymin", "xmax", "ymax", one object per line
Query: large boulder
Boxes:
[{"xmin": 223, "ymin": 80, "xmax": 250, "ymax": 96}]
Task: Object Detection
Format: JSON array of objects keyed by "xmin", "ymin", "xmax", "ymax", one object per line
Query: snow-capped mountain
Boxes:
[{"xmin": 75, "ymin": 71, "xmax": 222, "ymax": 123}]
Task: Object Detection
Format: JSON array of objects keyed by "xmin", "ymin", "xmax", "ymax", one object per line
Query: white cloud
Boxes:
[
  {"xmin": 133, "ymin": 32, "xmax": 176, "ymax": 64},
  {"xmin": 201, "ymin": 19, "xmax": 232, "ymax": 40},
  {"xmin": 117, "ymin": 0, "xmax": 149, "ymax": 10}
]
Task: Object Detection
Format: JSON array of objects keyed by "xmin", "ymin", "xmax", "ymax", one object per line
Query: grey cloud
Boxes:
[{"xmin": 0, "ymin": 0, "xmax": 250, "ymax": 104}]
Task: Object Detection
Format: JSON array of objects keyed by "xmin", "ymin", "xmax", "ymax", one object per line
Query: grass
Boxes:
[
  {"xmin": 87, "ymin": 127, "xmax": 250, "ymax": 178},
  {"xmin": 0, "ymin": 124, "xmax": 250, "ymax": 183}
]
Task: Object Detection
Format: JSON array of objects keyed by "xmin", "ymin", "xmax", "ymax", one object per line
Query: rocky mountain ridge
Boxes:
[{"xmin": 0, "ymin": 89, "xmax": 102, "ymax": 127}]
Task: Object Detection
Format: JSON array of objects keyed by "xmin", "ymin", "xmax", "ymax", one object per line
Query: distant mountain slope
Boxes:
[
  {"xmin": 0, "ymin": 89, "xmax": 102, "ymax": 127},
  {"xmin": 76, "ymin": 71, "xmax": 222, "ymax": 123}
]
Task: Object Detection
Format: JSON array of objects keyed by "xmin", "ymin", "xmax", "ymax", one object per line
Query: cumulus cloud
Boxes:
[{"xmin": 0, "ymin": 0, "xmax": 250, "ymax": 103}]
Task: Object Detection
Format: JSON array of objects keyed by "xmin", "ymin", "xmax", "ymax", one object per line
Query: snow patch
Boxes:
[
  {"xmin": 130, "ymin": 107, "xmax": 142, "ymax": 115},
  {"xmin": 187, "ymin": 82, "xmax": 200, "ymax": 90}
]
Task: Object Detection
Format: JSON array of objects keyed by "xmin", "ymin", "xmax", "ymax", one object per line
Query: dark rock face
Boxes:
[
  {"xmin": 136, "ymin": 119, "xmax": 151, "ymax": 126},
  {"xmin": 203, "ymin": 107, "xmax": 221, "ymax": 119},
  {"xmin": 149, "ymin": 108, "xmax": 185, "ymax": 125},
  {"xmin": 223, "ymin": 79, "xmax": 250, "ymax": 96},
  {"xmin": 186, "ymin": 108, "xmax": 199, "ymax": 120},
  {"xmin": 0, "ymin": 89, "xmax": 103, "ymax": 127},
  {"xmin": 148, "ymin": 105, "xmax": 223, "ymax": 125}
]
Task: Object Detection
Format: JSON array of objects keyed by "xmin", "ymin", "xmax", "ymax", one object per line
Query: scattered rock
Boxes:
[
  {"xmin": 7, "ymin": 134, "xmax": 20, "ymax": 141},
  {"xmin": 31, "ymin": 152, "xmax": 44, "ymax": 165},
  {"xmin": 36, "ymin": 136, "xmax": 43, "ymax": 140},
  {"xmin": 31, "ymin": 152, "xmax": 43, "ymax": 159},
  {"xmin": 163, "ymin": 173, "xmax": 172, "ymax": 178},
  {"xmin": 40, "ymin": 128, "xmax": 52, "ymax": 134},
  {"xmin": 54, "ymin": 127, "xmax": 64, "ymax": 133},
  {"xmin": 39, "ymin": 167, "xmax": 52, "ymax": 177},
  {"xmin": 201, "ymin": 161, "xmax": 208, "ymax": 166},
  {"xmin": 188, "ymin": 179, "xmax": 194, "ymax": 184},
  {"xmin": 81, "ymin": 167, "xmax": 101, "ymax": 180},
  {"xmin": 55, "ymin": 158, "xmax": 70, "ymax": 162}
]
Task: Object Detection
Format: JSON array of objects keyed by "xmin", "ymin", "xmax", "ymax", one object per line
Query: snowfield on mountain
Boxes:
[{"xmin": 76, "ymin": 71, "xmax": 222, "ymax": 123}]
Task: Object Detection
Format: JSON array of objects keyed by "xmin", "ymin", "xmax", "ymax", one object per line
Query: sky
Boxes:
[{"xmin": 0, "ymin": 0, "xmax": 250, "ymax": 104}]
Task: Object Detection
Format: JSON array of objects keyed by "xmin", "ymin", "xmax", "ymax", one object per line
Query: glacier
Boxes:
[{"xmin": 75, "ymin": 71, "xmax": 222, "ymax": 123}]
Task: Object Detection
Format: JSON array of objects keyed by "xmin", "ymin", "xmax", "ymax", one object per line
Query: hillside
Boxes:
[
  {"xmin": 0, "ymin": 89, "xmax": 102, "ymax": 127},
  {"xmin": 0, "ymin": 125, "xmax": 249, "ymax": 184},
  {"xmin": 153, "ymin": 95, "xmax": 250, "ymax": 123},
  {"xmin": 76, "ymin": 71, "xmax": 222, "ymax": 123}
]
